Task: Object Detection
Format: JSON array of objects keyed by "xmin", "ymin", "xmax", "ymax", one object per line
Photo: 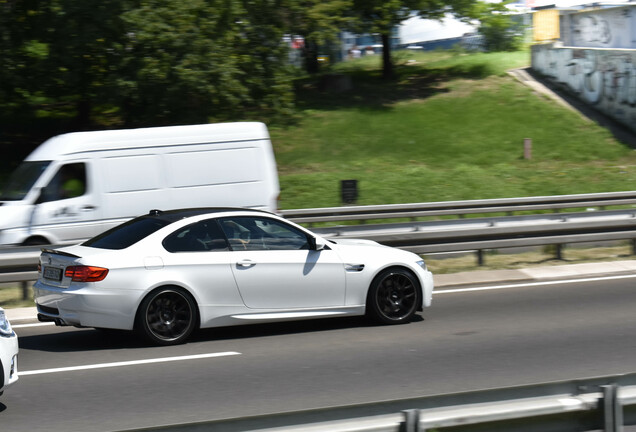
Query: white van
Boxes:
[{"xmin": 0, "ymin": 122, "xmax": 280, "ymax": 246}]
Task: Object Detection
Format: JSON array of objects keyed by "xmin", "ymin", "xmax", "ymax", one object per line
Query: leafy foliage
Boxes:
[
  {"xmin": 282, "ymin": 0, "xmax": 352, "ymax": 73},
  {"xmin": 0, "ymin": 0, "xmax": 295, "ymax": 129},
  {"xmin": 348, "ymin": 0, "xmax": 491, "ymax": 80},
  {"xmin": 476, "ymin": 2, "xmax": 525, "ymax": 52}
]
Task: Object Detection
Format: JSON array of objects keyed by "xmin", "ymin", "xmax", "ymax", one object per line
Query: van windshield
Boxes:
[{"xmin": 0, "ymin": 161, "xmax": 51, "ymax": 201}]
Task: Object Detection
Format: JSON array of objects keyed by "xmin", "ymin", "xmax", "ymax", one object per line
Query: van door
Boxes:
[{"xmin": 30, "ymin": 162, "xmax": 101, "ymax": 243}]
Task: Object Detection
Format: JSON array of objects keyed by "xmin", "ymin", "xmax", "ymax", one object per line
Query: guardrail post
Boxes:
[
  {"xmin": 477, "ymin": 250, "xmax": 485, "ymax": 266},
  {"xmin": 21, "ymin": 281, "xmax": 30, "ymax": 301},
  {"xmin": 402, "ymin": 409, "xmax": 420, "ymax": 432},
  {"xmin": 602, "ymin": 384, "xmax": 623, "ymax": 432}
]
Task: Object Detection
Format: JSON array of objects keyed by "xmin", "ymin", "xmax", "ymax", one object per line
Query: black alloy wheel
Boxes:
[
  {"xmin": 367, "ymin": 268, "xmax": 421, "ymax": 324},
  {"xmin": 137, "ymin": 288, "xmax": 198, "ymax": 345}
]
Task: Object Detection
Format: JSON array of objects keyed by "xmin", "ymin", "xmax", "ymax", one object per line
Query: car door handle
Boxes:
[
  {"xmin": 237, "ymin": 259, "xmax": 256, "ymax": 268},
  {"xmin": 81, "ymin": 205, "xmax": 97, "ymax": 211}
]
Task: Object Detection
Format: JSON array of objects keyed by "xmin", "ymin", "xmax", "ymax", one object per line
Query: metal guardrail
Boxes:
[
  {"xmin": 4, "ymin": 192, "xmax": 636, "ymax": 284},
  {"xmin": 281, "ymin": 191, "xmax": 636, "ymax": 224},
  {"xmin": 119, "ymin": 372, "xmax": 636, "ymax": 432},
  {"xmin": 310, "ymin": 209, "xmax": 636, "ymax": 255},
  {"xmin": 0, "ymin": 245, "xmax": 43, "ymax": 284}
]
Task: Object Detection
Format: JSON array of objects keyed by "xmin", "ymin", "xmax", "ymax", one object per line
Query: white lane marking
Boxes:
[
  {"xmin": 434, "ymin": 274, "xmax": 636, "ymax": 295},
  {"xmin": 20, "ymin": 351, "xmax": 241, "ymax": 376},
  {"xmin": 13, "ymin": 322, "xmax": 54, "ymax": 329}
]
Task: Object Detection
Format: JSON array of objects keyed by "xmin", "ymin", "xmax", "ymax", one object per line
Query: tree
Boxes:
[
  {"xmin": 282, "ymin": 0, "xmax": 352, "ymax": 74},
  {"xmin": 118, "ymin": 0, "xmax": 245, "ymax": 124},
  {"xmin": 0, "ymin": 0, "xmax": 128, "ymax": 129},
  {"xmin": 476, "ymin": 2, "xmax": 524, "ymax": 52},
  {"xmin": 114, "ymin": 0, "xmax": 296, "ymax": 124},
  {"xmin": 0, "ymin": 0, "xmax": 297, "ymax": 129},
  {"xmin": 350, "ymin": 0, "xmax": 486, "ymax": 80}
]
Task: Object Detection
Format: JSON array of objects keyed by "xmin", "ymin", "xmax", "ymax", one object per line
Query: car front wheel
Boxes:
[
  {"xmin": 136, "ymin": 287, "xmax": 198, "ymax": 345},
  {"xmin": 367, "ymin": 268, "xmax": 421, "ymax": 324}
]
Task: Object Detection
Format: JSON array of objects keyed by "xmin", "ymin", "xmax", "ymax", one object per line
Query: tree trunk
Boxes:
[
  {"xmin": 381, "ymin": 32, "xmax": 394, "ymax": 80},
  {"xmin": 75, "ymin": 98, "xmax": 91, "ymax": 130},
  {"xmin": 303, "ymin": 39, "xmax": 320, "ymax": 74}
]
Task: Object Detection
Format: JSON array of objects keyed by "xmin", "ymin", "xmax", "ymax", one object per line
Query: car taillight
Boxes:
[{"xmin": 65, "ymin": 266, "xmax": 109, "ymax": 282}]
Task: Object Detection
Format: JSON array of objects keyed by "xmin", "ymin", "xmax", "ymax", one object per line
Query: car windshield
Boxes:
[
  {"xmin": 0, "ymin": 161, "xmax": 51, "ymax": 201},
  {"xmin": 83, "ymin": 217, "xmax": 171, "ymax": 250}
]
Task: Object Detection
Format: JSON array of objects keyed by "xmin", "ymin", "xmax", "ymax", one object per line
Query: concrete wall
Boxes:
[{"xmin": 531, "ymin": 43, "xmax": 636, "ymax": 133}]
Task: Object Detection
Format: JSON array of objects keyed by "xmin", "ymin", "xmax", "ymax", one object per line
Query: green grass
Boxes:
[
  {"xmin": 272, "ymin": 50, "xmax": 636, "ymax": 209},
  {"xmin": 427, "ymin": 243, "xmax": 635, "ymax": 275},
  {"xmin": 0, "ymin": 284, "xmax": 34, "ymax": 309}
]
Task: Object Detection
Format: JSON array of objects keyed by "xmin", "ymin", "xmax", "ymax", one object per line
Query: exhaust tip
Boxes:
[{"xmin": 37, "ymin": 314, "xmax": 67, "ymax": 326}]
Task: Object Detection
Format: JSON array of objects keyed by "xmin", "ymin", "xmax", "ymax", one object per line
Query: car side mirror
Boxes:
[{"xmin": 311, "ymin": 236, "xmax": 327, "ymax": 251}]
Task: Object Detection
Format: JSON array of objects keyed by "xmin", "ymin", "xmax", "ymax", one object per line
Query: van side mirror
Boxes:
[
  {"xmin": 35, "ymin": 186, "xmax": 56, "ymax": 204},
  {"xmin": 34, "ymin": 188, "xmax": 45, "ymax": 205}
]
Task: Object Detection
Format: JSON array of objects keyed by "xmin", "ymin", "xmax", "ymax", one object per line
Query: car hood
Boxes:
[
  {"xmin": 326, "ymin": 238, "xmax": 385, "ymax": 247},
  {"xmin": 325, "ymin": 237, "xmax": 423, "ymax": 266}
]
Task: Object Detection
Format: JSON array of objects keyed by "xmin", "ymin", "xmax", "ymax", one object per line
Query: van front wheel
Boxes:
[
  {"xmin": 22, "ymin": 236, "xmax": 49, "ymax": 246},
  {"xmin": 136, "ymin": 287, "xmax": 198, "ymax": 345}
]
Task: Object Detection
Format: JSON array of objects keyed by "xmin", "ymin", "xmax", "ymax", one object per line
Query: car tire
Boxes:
[
  {"xmin": 367, "ymin": 268, "xmax": 421, "ymax": 325},
  {"xmin": 136, "ymin": 287, "xmax": 198, "ymax": 346}
]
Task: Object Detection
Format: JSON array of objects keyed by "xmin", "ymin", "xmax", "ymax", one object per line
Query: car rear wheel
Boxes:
[
  {"xmin": 367, "ymin": 268, "xmax": 421, "ymax": 324},
  {"xmin": 136, "ymin": 287, "xmax": 198, "ymax": 345}
]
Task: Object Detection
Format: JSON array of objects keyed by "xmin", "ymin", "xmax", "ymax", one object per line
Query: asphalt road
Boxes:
[{"xmin": 2, "ymin": 275, "xmax": 636, "ymax": 431}]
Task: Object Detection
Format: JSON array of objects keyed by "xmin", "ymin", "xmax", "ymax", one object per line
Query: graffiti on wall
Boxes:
[
  {"xmin": 532, "ymin": 44, "xmax": 636, "ymax": 132},
  {"xmin": 572, "ymin": 15, "xmax": 612, "ymax": 46},
  {"xmin": 561, "ymin": 6, "xmax": 636, "ymax": 49}
]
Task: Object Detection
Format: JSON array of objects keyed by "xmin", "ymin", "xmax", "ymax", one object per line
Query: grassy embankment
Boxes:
[
  {"xmin": 273, "ymin": 50, "xmax": 636, "ymax": 209},
  {"xmin": 271, "ymin": 49, "xmax": 636, "ymax": 274}
]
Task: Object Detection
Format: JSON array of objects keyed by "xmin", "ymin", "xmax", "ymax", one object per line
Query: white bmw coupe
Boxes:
[{"xmin": 34, "ymin": 208, "xmax": 434, "ymax": 345}]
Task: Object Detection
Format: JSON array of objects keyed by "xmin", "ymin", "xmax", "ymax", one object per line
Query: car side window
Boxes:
[
  {"xmin": 163, "ymin": 220, "xmax": 229, "ymax": 253},
  {"xmin": 219, "ymin": 216, "xmax": 310, "ymax": 251}
]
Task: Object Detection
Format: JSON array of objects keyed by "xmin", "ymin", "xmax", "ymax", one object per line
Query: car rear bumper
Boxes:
[{"xmin": 33, "ymin": 281, "xmax": 140, "ymax": 330}]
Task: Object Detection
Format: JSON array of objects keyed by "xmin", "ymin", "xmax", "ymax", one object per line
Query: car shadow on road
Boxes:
[
  {"xmin": 192, "ymin": 314, "xmax": 425, "ymax": 343},
  {"xmin": 19, "ymin": 314, "xmax": 426, "ymax": 352},
  {"xmin": 18, "ymin": 327, "xmax": 142, "ymax": 352}
]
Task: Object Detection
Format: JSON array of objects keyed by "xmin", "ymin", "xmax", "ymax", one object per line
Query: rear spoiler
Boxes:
[{"xmin": 41, "ymin": 248, "xmax": 81, "ymax": 259}]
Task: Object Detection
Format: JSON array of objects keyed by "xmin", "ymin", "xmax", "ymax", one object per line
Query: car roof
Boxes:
[{"xmin": 144, "ymin": 207, "xmax": 272, "ymax": 223}]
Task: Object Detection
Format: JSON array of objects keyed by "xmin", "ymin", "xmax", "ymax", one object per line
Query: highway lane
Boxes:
[{"xmin": 2, "ymin": 276, "xmax": 636, "ymax": 431}]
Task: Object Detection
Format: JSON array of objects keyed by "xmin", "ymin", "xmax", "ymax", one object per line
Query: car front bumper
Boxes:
[{"xmin": 0, "ymin": 333, "xmax": 19, "ymax": 393}]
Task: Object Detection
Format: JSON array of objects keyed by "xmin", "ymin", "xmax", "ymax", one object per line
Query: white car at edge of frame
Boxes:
[
  {"xmin": 0, "ymin": 307, "xmax": 19, "ymax": 395},
  {"xmin": 33, "ymin": 208, "xmax": 434, "ymax": 345}
]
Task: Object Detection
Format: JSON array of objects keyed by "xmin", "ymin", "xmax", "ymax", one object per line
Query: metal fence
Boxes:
[
  {"xmin": 117, "ymin": 372, "xmax": 636, "ymax": 432},
  {"xmin": 4, "ymin": 192, "xmax": 636, "ymax": 284},
  {"xmin": 281, "ymin": 191, "xmax": 636, "ymax": 224}
]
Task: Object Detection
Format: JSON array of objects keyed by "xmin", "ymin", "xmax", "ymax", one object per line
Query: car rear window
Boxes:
[{"xmin": 83, "ymin": 217, "xmax": 171, "ymax": 250}]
